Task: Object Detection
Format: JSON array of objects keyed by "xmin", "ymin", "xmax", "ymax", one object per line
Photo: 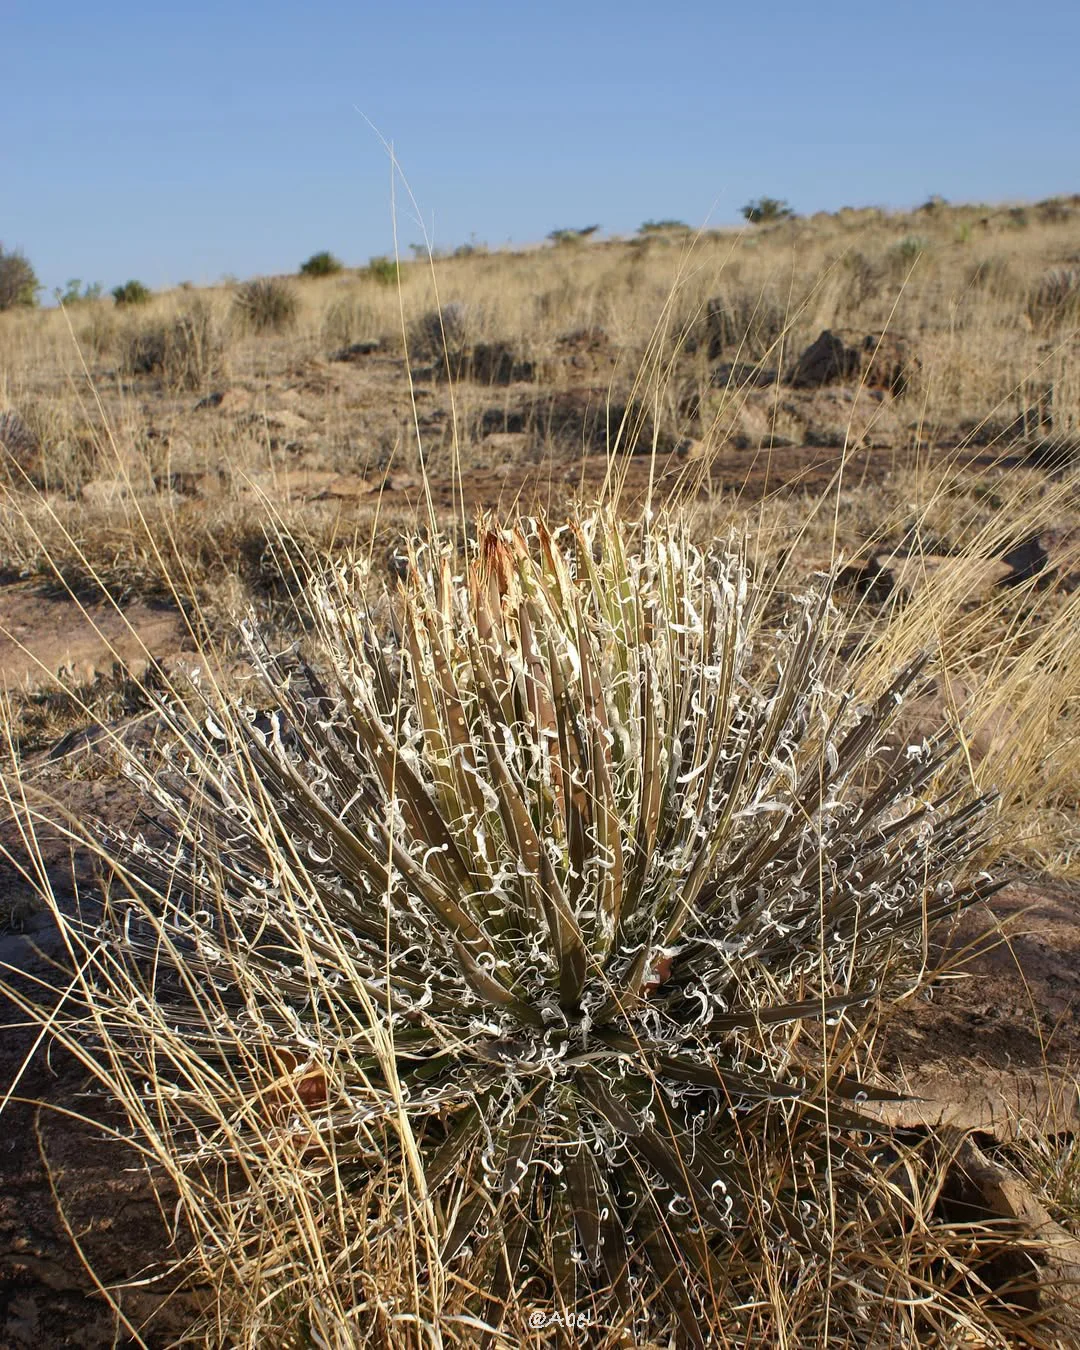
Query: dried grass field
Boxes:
[{"xmin": 1, "ymin": 196, "xmax": 1080, "ymax": 1347}]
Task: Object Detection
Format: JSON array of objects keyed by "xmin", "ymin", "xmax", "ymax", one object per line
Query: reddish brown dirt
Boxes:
[
  {"xmin": 0, "ymin": 587, "xmax": 189, "ymax": 693},
  {"xmin": 0, "ymin": 781, "xmax": 204, "ymax": 1348},
  {"xmin": 878, "ymin": 875, "xmax": 1080, "ymax": 1134},
  {"xmin": 375, "ymin": 444, "xmax": 887, "ymax": 514}
]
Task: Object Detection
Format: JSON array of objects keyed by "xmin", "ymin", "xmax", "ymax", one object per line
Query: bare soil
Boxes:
[{"xmin": 0, "ymin": 780, "xmax": 204, "ymax": 1348}]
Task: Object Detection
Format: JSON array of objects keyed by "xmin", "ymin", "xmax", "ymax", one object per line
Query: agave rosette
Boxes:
[{"xmin": 102, "ymin": 512, "xmax": 997, "ymax": 1338}]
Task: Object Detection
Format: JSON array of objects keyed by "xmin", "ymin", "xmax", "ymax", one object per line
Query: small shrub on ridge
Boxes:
[
  {"xmin": 740, "ymin": 197, "xmax": 795, "ymax": 225},
  {"xmin": 58, "ymin": 279, "xmax": 104, "ymax": 305},
  {"xmin": 365, "ymin": 255, "xmax": 401, "ymax": 285},
  {"xmin": 1027, "ymin": 267, "xmax": 1080, "ymax": 332},
  {"xmin": 112, "ymin": 279, "xmax": 152, "ymax": 307},
  {"xmin": 299, "ymin": 250, "xmax": 344, "ymax": 278}
]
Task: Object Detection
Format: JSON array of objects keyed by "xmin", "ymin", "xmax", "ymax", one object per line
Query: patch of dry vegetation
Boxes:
[{"xmin": 0, "ymin": 196, "xmax": 1079, "ymax": 1346}]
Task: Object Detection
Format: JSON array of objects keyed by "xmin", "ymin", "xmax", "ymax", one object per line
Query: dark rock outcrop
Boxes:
[{"xmin": 791, "ymin": 329, "xmax": 916, "ymax": 397}]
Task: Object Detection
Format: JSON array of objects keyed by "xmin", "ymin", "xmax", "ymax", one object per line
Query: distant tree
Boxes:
[
  {"xmin": 58, "ymin": 279, "xmax": 104, "ymax": 305},
  {"xmin": 547, "ymin": 225, "xmax": 600, "ymax": 245},
  {"xmin": 299, "ymin": 250, "xmax": 344, "ymax": 278},
  {"xmin": 638, "ymin": 219, "xmax": 691, "ymax": 235},
  {"xmin": 112, "ymin": 280, "xmax": 152, "ymax": 306},
  {"xmin": 0, "ymin": 246, "xmax": 40, "ymax": 310},
  {"xmin": 452, "ymin": 234, "xmax": 488, "ymax": 258},
  {"xmin": 740, "ymin": 198, "xmax": 796, "ymax": 225}
]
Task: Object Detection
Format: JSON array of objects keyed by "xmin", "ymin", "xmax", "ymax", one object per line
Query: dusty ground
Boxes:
[{"xmin": 0, "ymin": 778, "xmax": 204, "ymax": 1349}]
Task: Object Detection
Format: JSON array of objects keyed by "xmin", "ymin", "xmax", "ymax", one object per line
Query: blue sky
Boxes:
[{"xmin": 4, "ymin": 0, "xmax": 1079, "ymax": 296}]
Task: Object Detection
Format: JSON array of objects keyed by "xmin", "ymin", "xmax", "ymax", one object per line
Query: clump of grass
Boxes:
[
  {"xmin": 839, "ymin": 249, "xmax": 882, "ymax": 306},
  {"xmin": 111, "ymin": 279, "xmax": 152, "ymax": 307},
  {"xmin": 408, "ymin": 300, "xmax": 470, "ymax": 371},
  {"xmin": 965, "ymin": 254, "xmax": 1018, "ymax": 295},
  {"xmin": 888, "ymin": 235, "xmax": 929, "ymax": 271},
  {"xmin": 232, "ymin": 276, "xmax": 298, "ymax": 333},
  {"xmin": 120, "ymin": 298, "xmax": 225, "ymax": 390},
  {"xmin": 700, "ymin": 286, "xmax": 789, "ymax": 361},
  {"xmin": 1027, "ymin": 266, "xmax": 1080, "ymax": 332},
  {"xmin": 18, "ymin": 508, "xmax": 1011, "ymax": 1345},
  {"xmin": 322, "ymin": 292, "xmax": 381, "ymax": 348}
]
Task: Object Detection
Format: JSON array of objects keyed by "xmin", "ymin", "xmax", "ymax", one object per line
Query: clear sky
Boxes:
[{"xmin": 4, "ymin": 0, "xmax": 1079, "ymax": 296}]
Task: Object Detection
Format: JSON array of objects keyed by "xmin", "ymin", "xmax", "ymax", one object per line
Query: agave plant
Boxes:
[{"xmin": 91, "ymin": 511, "xmax": 997, "ymax": 1341}]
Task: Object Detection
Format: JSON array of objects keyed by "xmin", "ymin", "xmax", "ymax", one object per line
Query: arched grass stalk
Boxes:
[{"xmin": 47, "ymin": 509, "xmax": 1001, "ymax": 1343}]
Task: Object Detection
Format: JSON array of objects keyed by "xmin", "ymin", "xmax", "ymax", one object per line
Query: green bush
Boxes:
[
  {"xmin": 58, "ymin": 279, "xmax": 103, "ymax": 305},
  {"xmin": 0, "ymin": 246, "xmax": 40, "ymax": 310},
  {"xmin": 88, "ymin": 513, "xmax": 996, "ymax": 1343},
  {"xmin": 638, "ymin": 219, "xmax": 690, "ymax": 235},
  {"xmin": 740, "ymin": 197, "xmax": 795, "ymax": 225},
  {"xmin": 232, "ymin": 276, "xmax": 298, "ymax": 333},
  {"xmin": 547, "ymin": 224, "xmax": 601, "ymax": 245},
  {"xmin": 299, "ymin": 250, "xmax": 344, "ymax": 278},
  {"xmin": 365, "ymin": 255, "xmax": 401, "ymax": 285},
  {"xmin": 112, "ymin": 279, "xmax": 152, "ymax": 307}
]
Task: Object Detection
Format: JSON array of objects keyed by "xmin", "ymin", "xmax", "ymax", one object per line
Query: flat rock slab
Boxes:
[
  {"xmin": 0, "ymin": 584, "xmax": 189, "ymax": 691},
  {"xmin": 862, "ymin": 1066, "xmax": 1080, "ymax": 1139}
]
